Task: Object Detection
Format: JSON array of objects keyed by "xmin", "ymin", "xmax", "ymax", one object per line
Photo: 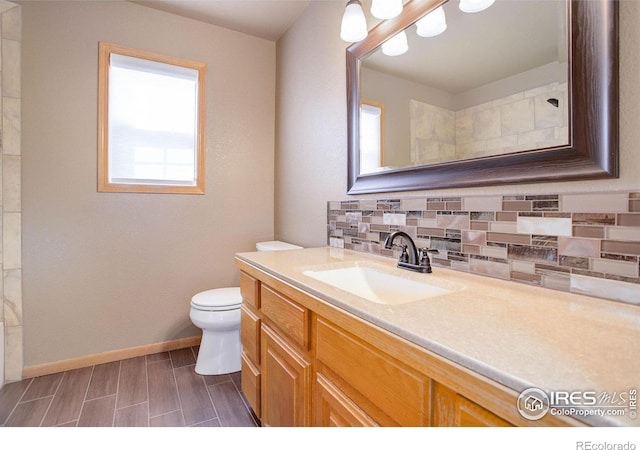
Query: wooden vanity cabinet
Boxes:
[
  {"xmin": 237, "ymin": 264, "xmax": 576, "ymax": 427},
  {"xmin": 240, "ymin": 273, "xmax": 313, "ymax": 427},
  {"xmin": 239, "ymin": 272, "xmax": 261, "ymax": 417}
]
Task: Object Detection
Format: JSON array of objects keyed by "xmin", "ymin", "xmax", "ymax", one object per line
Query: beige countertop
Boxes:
[{"xmin": 235, "ymin": 247, "xmax": 640, "ymax": 427}]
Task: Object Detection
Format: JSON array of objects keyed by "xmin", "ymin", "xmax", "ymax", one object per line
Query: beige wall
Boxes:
[
  {"xmin": 275, "ymin": 0, "xmax": 640, "ymax": 248},
  {"xmin": 21, "ymin": 1, "xmax": 275, "ymax": 367},
  {"xmin": 274, "ymin": 1, "xmax": 347, "ymax": 247}
]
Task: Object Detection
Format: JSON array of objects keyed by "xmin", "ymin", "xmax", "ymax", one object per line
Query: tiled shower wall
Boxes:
[
  {"xmin": 410, "ymin": 81, "xmax": 567, "ymax": 165},
  {"xmin": 328, "ymin": 191, "xmax": 640, "ymax": 306},
  {"xmin": 1, "ymin": 2, "xmax": 22, "ymax": 384}
]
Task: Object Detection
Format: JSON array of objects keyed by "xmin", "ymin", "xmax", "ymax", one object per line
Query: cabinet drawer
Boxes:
[
  {"xmin": 240, "ymin": 272, "xmax": 260, "ymax": 309},
  {"xmin": 314, "ymin": 372, "xmax": 378, "ymax": 427},
  {"xmin": 315, "ymin": 317, "xmax": 429, "ymax": 426},
  {"xmin": 241, "ymin": 304, "xmax": 260, "ymax": 364},
  {"xmin": 241, "ymin": 352, "xmax": 261, "ymax": 418},
  {"xmin": 261, "ymin": 285, "xmax": 310, "ymax": 350}
]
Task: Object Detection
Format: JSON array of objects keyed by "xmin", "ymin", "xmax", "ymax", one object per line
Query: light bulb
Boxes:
[
  {"xmin": 382, "ymin": 30, "xmax": 408, "ymax": 56},
  {"xmin": 459, "ymin": 0, "xmax": 495, "ymax": 13},
  {"xmin": 340, "ymin": 0, "xmax": 368, "ymax": 42},
  {"xmin": 371, "ymin": 0, "xmax": 403, "ymax": 20},
  {"xmin": 416, "ymin": 6, "xmax": 447, "ymax": 37}
]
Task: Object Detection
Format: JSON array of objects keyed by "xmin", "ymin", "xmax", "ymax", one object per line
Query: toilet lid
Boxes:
[
  {"xmin": 256, "ymin": 240, "xmax": 303, "ymax": 251},
  {"xmin": 191, "ymin": 287, "xmax": 242, "ymax": 310}
]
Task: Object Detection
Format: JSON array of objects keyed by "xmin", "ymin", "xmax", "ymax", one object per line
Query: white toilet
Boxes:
[{"xmin": 190, "ymin": 240, "xmax": 302, "ymax": 375}]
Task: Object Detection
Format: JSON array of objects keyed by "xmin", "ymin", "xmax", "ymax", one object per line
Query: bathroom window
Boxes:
[
  {"xmin": 98, "ymin": 42, "xmax": 206, "ymax": 194},
  {"xmin": 359, "ymin": 99, "xmax": 385, "ymax": 173}
]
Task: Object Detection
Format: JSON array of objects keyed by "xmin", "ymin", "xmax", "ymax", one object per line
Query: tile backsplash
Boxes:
[{"xmin": 328, "ymin": 191, "xmax": 640, "ymax": 306}]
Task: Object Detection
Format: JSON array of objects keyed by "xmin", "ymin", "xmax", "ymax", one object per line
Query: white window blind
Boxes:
[{"xmin": 108, "ymin": 54, "xmax": 199, "ymax": 186}]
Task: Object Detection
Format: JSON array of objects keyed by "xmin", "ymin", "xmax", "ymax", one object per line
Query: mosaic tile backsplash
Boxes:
[{"xmin": 328, "ymin": 192, "xmax": 640, "ymax": 306}]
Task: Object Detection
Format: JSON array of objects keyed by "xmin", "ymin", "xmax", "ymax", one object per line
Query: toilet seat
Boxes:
[
  {"xmin": 256, "ymin": 241, "xmax": 303, "ymax": 251},
  {"xmin": 190, "ymin": 287, "xmax": 242, "ymax": 311}
]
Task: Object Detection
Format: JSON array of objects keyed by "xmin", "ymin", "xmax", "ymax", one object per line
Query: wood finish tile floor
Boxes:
[{"xmin": 0, "ymin": 346, "xmax": 259, "ymax": 427}]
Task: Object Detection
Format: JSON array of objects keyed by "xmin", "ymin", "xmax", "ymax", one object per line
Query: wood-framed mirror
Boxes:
[{"xmin": 346, "ymin": 0, "xmax": 618, "ymax": 194}]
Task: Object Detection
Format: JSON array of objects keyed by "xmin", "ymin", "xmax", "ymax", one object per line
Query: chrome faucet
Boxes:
[{"xmin": 383, "ymin": 231, "xmax": 438, "ymax": 274}]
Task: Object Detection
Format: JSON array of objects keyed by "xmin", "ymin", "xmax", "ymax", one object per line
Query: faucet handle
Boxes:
[
  {"xmin": 399, "ymin": 245, "xmax": 409, "ymax": 263},
  {"xmin": 419, "ymin": 248, "xmax": 438, "ymax": 267}
]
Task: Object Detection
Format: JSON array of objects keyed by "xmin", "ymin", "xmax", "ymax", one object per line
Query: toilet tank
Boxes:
[{"xmin": 256, "ymin": 241, "xmax": 302, "ymax": 252}]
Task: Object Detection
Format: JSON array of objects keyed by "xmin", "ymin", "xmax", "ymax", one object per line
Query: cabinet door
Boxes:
[
  {"xmin": 314, "ymin": 372, "xmax": 378, "ymax": 427},
  {"xmin": 433, "ymin": 383, "xmax": 512, "ymax": 427},
  {"xmin": 261, "ymin": 324, "xmax": 311, "ymax": 427},
  {"xmin": 455, "ymin": 396, "xmax": 513, "ymax": 427}
]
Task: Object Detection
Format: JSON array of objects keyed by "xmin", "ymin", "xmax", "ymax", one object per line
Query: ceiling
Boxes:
[
  {"xmin": 364, "ymin": 0, "xmax": 566, "ymax": 94},
  {"xmin": 128, "ymin": 0, "xmax": 566, "ymax": 95},
  {"xmin": 131, "ymin": 0, "xmax": 312, "ymax": 41}
]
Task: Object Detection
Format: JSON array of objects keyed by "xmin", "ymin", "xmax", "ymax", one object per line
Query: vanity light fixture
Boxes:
[
  {"xmin": 341, "ymin": 0, "xmax": 368, "ymax": 42},
  {"xmin": 416, "ymin": 6, "xmax": 447, "ymax": 37},
  {"xmin": 371, "ymin": 0, "xmax": 403, "ymax": 20},
  {"xmin": 382, "ymin": 30, "xmax": 408, "ymax": 56},
  {"xmin": 459, "ymin": 0, "xmax": 495, "ymax": 13}
]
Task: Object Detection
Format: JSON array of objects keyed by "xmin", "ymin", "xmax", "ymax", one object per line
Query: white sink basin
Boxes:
[{"xmin": 303, "ymin": 265, "xmax": 454, "ymax": 305}]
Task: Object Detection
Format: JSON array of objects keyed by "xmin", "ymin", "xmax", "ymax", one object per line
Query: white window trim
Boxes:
[{"xmin": 360, "ymin": 98, "xmax": 385, "ymax": 173}]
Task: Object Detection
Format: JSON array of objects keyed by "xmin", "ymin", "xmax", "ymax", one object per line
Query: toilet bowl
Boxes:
[
  {"xmin": 190, "ymin": 288, "xmax": 242, "ymax": 375},
  {"xmin": 190, "ymin": 240, "xmax": 302, "ymax": 375}
]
